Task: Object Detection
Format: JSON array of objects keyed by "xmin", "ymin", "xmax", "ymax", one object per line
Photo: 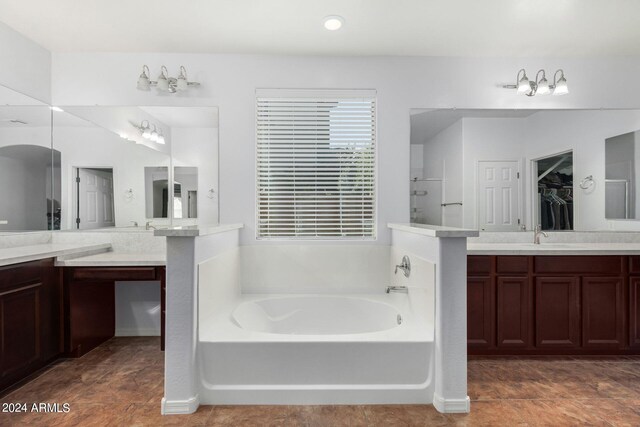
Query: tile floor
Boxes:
[{"xmin": 0, "ymin": 337, "xmax": 639, "ymax": 426}]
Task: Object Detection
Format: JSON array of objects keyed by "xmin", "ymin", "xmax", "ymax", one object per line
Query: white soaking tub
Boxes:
[{"xmin": 198, "ymin": 294, "xmax": 434, "ymax": 405}]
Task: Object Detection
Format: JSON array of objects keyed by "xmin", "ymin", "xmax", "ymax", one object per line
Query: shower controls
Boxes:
[
  {"xmin": 386, "ymin": 285, "xmax": 408, "ymax": 294},
  {"xmin": 394, "ymin": 255, "xmax": 411, "ymax": 277}
]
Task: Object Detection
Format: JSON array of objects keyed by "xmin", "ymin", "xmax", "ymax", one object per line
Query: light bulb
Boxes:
[
  {"xmin": 137, "ymin": 65, "xmax": 151, "ymax": 91},
  {"xmin": 517, "ymin": 74, "xmax": 530, "ymax": 94},
  {"xmin": 553, "ymin": 76, "xmax": 569, "ymax": 95},
  {"xmin": 142, "ymin": 127, "xmax": 151, "ymax": 139},
  {"xmin": 537, "ymin": 77, "xmax": 550, "ymax": 95},
  {"xmin": 150, "ymin": 129, "xmax": 158, "ymax": 141},
  {"xmin": 157, "ymin": 134, "xmax": 165, "ymax": 145},
  {"xmin": 157, "ymin": 74, "xmax": 169, "ymax": 91},
  {"xmin": 177, "ymin": 66, "xmax": 189, "ymax": 91},
  {"xmin": 323, "ymin": 15, "xmax": 344, "ymax": 31}
]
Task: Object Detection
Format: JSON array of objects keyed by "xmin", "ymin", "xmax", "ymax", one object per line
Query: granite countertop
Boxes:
[
  {"xmin": 154, "ymin": 223, "xmax": 244, "ymax": 237},
  {"xmin": 55, "ymin": 252, "xmax": 166, "ymax": 267},
  {"xmin": 467, "ymin": 242, "xmax": 640, "ymax": 255},
  {"xmin": 0, "ymin": 243, "xmax": 112, "ymax": 267},
  {"xmin": 388, "ymin": 223, "xmax": 479, "ymax": 238}
]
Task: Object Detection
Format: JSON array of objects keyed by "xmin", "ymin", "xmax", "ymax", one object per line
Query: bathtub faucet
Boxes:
[
  {"xmin": 386, "ymin": 285, "xmax": 408, "ymax": 294},
  {"xmin": 394, "ymin": 255, "xmax": 411, "ymax": 277}
]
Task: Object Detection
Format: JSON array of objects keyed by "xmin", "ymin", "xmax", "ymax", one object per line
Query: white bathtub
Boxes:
[{"xmin": 198, "ymin": 293, "xmax": 434, "ymax": 405}]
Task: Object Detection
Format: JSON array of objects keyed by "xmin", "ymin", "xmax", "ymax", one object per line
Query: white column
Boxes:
[
  {"xmin": 433, "ymin": 236, "xmax": 470, "ymax": 413},
  {"xmin": 161, "ymin": 236, "xmax": 200, "ymax": 414}
]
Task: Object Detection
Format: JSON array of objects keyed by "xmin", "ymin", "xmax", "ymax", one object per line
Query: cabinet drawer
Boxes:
[
  {"xmin": 0, "ymin": 259, "xmax": 49, "ymax": 290},
  {"xmin": 534, "ymin": 256, "xmax": 624, "ymax": 275},
  {"xmin": 69, "ymin": 267, "xmax": 158, "ymax": 281},
  {"xmin": 468, "ymin": 256, "xmax": 492, "ymax": 276},
  {"xmin": 497, "ymin": 256, "xmax": 529, "ymax": 275}
]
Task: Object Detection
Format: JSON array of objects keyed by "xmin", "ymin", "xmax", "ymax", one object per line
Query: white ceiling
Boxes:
[
  {"xmin": 1, "ymin": 0, "xmax": 640, "ymax": 56},
  {"xmin": 410, "ymin": 109, "xmax": 539, "ymax": 143}
]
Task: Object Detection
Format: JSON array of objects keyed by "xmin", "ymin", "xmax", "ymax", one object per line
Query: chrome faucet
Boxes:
[
  {"xmin": 145, "ymin": 221, "xmax": 156, "ymax": 231},
  {"xmin": 394, "ymin": 255, "xmax": 411, "ymax": 277},
  {"xmin": 534, "ymin": 224, "xmax": 548, "ymax": 244},
  {"xmin": 386, "ymin": 285, "xmax": 408, "ymax": 294}
]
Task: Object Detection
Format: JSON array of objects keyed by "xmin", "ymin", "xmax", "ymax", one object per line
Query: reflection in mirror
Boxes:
[
  {"xmin": 173, "ymin": 167, "xmax": 198, "ymax": 219},
  {"xmin": 0, "ymin": 90, "xmax": 55, "ymax": 231},
  {"xmin": 53, "ymin": 107, "xmax": 172, "ymax": 229},
  {"xmin": 73, "ymin": 168, "xmax": 115, "ymax": 229},
  {"xmin": 534, "ymin": 152, "xmax": 574, "ymax": 231},
  {"xmin": 145, "ymin": 167, "xmax": 169, "ymax": 219},
  {"xmin": 606, "ymin": 130, "xmax": 640, "ymax": 219}
]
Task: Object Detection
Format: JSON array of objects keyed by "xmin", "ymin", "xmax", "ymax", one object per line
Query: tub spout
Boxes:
[{"xmin": 386, "ymin": 285, "xmax": 408, "ymax": 294}]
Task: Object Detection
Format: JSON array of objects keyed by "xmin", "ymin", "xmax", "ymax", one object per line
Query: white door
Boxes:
[
  {"xmin": 77, "ymin": 168, "xmax": 115, "ymax": 229},
  {"xmin": 478, "ymin": 161, "xmax": 520, "ymax": 231}
]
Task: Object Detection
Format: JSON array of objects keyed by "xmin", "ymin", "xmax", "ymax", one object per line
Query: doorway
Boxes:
[
  {"xmin": 477, "ymin": 160, "xmax": 521, "ymax": 231},
  {"xmin": 74, "ymin": 167, "xmax": 115, "ymax": 229}
]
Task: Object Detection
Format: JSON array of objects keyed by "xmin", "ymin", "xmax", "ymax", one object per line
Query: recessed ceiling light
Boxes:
[
  {"xmin": 49, "ymin": 106, "xmax": 64, "ymax": 112},
  {"xmin": 323, "ymin": 15, "xmax": 344, "ymax": 31}
]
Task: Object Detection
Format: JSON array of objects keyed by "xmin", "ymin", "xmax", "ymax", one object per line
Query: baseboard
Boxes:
[
  {"xmin": 432, "ymin": 393, "xmax": 470, "ymax": 413},
  {"xmin": 161, "ymin": 395, "xmax": 200, "ymax": 415},
  {"xmin": 115, "ymin": 328, "xmax": 160, "ymax": 337}
]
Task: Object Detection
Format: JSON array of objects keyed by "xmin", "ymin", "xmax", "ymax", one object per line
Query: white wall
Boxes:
[
  {"xmin": 0, "ymin": 154, "xmax": 47, "ymax": 230},
  {"xmin": 49, "ymin": 53, "xmax": 640, "ymax": 244},
  {"xmin": 240, "ymin": 245, "xmax": 390, "ymax": 294},
  {"xmin": 0, "ymin": 22, "xmax": 51, "ymax": 103},
  {"xmin": 422, "ymin": 120, "xmax": 463, "ymax": 227},
  {"xmin": 115, "ymin": 281, "xmax": 161, "ymax": 336},
  {"xmin": 171, "ymin": 127, "xmax": 219, "ymax": 226},
  {"xmin": 461, "ymin": 118, "xmax": 525, "ymax": 229}
]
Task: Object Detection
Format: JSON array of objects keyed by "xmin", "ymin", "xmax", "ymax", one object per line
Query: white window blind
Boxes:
[{"xmin": 256, "ymin": 91, "xmax": 376, "ymax": 239}]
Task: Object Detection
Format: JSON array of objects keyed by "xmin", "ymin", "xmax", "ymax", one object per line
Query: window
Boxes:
[{"xmin": 256, "ymin": 90, "xmax": 376, "ymax": 239}]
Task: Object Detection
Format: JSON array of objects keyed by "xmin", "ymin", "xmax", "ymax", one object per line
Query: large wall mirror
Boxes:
[
  {"xmin": 0, "ymin": 84, "xmax": 219, "ymax": 232},
  {"xmin": 0, "ymin": 85, "xmax": 55, "ymax": 231},
  {"xmin": 605, "ymin": 130, "xmax": 640, "ymax": 219},
  {"xmin": 410, "ymin": 108, "xmax": 640, "ymax": 232}
]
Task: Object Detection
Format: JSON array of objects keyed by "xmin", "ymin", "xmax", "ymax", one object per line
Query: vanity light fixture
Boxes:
[
  {"xmin": 136, "ymin": 65, "xmax": 200, "ymax": 93},
  {"xmin": 135, "ymin": 120, "xmax": 165, "ymax": 144},
  {"xmin": 504, "ymin": 69, "xmax": 568, "ymax": 97},
  {"xmin": 323, "ymin": 15, "xmax": 344, "ymax": 31}
]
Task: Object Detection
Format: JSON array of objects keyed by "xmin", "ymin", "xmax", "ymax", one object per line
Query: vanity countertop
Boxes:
[
  {"xmin": 0, "ymin": 243, "xmax": 112, "ymax": 267},
  {"xmin": 388, "ymin": 223, "xmax": 479, "ymax": 238},
  {"xmin": 55, "ymin": 252, "xmax": 165, "ymax": 267},
  {"xmin": 467, "ymin": 242, "xmax": 640, "ymax": 256}
]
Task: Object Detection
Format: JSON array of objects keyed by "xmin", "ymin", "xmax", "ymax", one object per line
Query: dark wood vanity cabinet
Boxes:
[
  {"xmin": 64, "ymin": 266, "xmax": 166, "ymax": 357},
  {"xmin": 467, "ymin": 255, "xmax": 635, "ymax": 355},
  {"xmin": 0, "ymin": 259, "xmax": 61, "ymax": 392}
]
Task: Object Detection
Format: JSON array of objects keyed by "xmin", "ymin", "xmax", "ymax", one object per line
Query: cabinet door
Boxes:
[
  {"xmin": 0, "ymin": 284, "xmax": 41, "ymax": 380},
  {"xmin": 582, "ymin": 277, "xmax": 624, "ymax": 349},
  {"xmin": 467, "ymin": 276, "xmax": 493, "ymax": 347},
  {"xmin": 535, "ymin": 277, "xmax": 580, "ymax": 348},
  {"xmin": 497, "ymin": 276, "xmax": 530, "ymax": 347},
  {"xmin": 629, "ymin": 277, "xmax": 640, "ymax": 349}
]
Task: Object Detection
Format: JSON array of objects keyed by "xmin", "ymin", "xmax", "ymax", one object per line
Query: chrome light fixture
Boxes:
[
  {"xmin": 135, "ymin": 120, "xmax": 165, "ymax": 144},
  {"xmin": 503, "ymin": 68, "xmax": 568, "ymax": 97},
  {"xmin": 136, "ymin": 65, "xmax": 200, "ymax": 93}
]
